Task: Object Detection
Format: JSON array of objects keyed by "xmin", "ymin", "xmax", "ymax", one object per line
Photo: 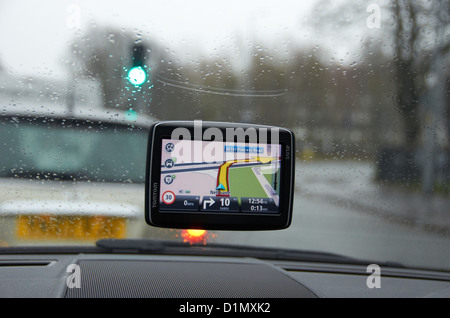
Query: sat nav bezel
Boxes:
[{"xmin": 145, "ymin": 121, "xmax": 295, "ymax": 230}]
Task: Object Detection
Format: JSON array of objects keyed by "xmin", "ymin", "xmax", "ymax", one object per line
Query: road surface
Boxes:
[{"xmin": 213, "ymin": 161, "xmax": 450, "ymax": 271}]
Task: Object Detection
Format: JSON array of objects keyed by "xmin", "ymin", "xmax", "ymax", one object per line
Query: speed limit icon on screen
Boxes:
[{"xmin": 162, "ymin": 191, "xmax": 176, "ymax": 205}]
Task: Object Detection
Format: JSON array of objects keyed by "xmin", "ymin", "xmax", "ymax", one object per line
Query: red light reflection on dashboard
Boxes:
[{"xmin": 181, "ymin": 229, "xmax": 208, "ymax": 244}]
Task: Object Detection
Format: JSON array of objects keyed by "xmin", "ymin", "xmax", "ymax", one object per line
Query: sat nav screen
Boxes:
[{"xmin": 159, "ymin": 139, "xmax": 282, "ymax": 214}]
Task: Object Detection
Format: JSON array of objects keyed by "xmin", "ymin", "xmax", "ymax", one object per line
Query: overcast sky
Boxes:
[{"xmin": 0, "ymin": 0, "xmax": 379, "ymax": 80}]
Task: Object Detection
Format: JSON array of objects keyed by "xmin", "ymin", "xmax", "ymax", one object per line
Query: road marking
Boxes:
[{"xmin": 252, "ymin": 166, "xmax": 279, "ymax": 206}]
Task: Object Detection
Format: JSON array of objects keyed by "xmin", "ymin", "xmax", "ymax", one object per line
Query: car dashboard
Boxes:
[{"xmin": 1, "ymin": 250, "xmax": 450, "ymax": 299}]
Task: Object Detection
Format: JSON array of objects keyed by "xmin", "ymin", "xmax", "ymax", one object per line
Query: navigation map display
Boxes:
[
  {"xmin": 145, "ymin": 121, "xmax": 294, "ymax": 230},
  {"xmin": 159, "ymin": 139, "xmax": 281, "ymax": 214}
]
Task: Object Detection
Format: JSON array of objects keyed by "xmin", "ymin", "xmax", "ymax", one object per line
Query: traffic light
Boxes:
[{"xmin": 127, "ymin": 43, "xmax": 148, "ymax": 86}]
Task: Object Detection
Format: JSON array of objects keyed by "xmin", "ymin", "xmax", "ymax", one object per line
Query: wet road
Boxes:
[{"xmin": 213, "ymin": 161, "xmax": 450, "ymax": 271}]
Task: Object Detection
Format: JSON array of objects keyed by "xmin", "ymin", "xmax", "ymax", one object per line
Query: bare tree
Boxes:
[{"xmin": 390, "ymin": 0, "xmax": 423, "ymax": 149}]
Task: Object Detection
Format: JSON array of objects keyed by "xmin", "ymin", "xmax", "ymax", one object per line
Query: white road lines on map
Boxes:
[{"xmin": 251, "ymin": 166, "xmax": 279, "ymax": 206}]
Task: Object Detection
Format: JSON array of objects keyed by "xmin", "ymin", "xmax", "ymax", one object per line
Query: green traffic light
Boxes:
[{"xmin": 127, "ymin": 66, "xmax": 147, "ymax": 86}]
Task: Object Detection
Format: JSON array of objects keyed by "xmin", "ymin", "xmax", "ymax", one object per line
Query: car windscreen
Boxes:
[
  {"xmin": 0, "ymin": 117, "xmax": 148, "ymax": 183},
  {"xmin": 0, "ymin": 0, "xmax": 449, "ymax": 273}
]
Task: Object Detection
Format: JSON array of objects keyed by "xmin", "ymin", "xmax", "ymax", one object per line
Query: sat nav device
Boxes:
[{"xmin": 145, "ymin": 121, "xmax": 295, "ymax": 230}]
